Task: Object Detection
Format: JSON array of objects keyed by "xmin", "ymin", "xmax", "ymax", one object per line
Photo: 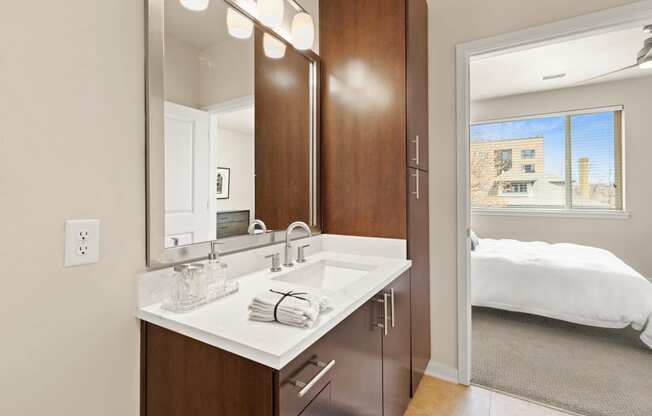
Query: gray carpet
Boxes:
[{"xmin": 472, "ymin": 307, "xmax": 652, "ymax": 416}]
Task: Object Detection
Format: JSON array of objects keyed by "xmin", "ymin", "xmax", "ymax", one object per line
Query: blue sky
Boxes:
[{"xmin": 470, "ymin": 112, "xmax": 615, "ymax": 183}]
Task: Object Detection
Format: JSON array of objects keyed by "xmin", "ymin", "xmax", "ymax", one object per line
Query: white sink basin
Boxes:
[{"xmin": 272, "ymin": 260, "xmax": 377, "ymax": 292}]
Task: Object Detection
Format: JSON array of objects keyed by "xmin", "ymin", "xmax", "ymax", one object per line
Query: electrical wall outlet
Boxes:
[{"xmin": 64, "ymin": 219, "xmax": 100, "ymax": 267}]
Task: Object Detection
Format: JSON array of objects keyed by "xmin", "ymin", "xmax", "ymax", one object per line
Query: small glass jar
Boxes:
[{"xmin": 168, "ymin": 263, "xmax": 206, "ymax": 309}]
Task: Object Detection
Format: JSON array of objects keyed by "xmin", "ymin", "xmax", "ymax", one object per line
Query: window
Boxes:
[
  {"xmin": 470, "ymin": 107, "xmax": 623, "ymax": 211},
  {"xmin": 495, "ymin": 149, "xmax": 512, "ymax": 175},
  {"xmin": 521, "ymin": 149, "xmax": 535, "ymax": 159},
  {"xmin": 522, "ymin": 164, "xmax": 535, "ymax": 173},
  {"xmin": 502, "ymin": 182, "xmax": 528, "ymax": 194}
]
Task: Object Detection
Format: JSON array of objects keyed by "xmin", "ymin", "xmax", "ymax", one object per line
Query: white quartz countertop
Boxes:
[{"xmin": 137, "ymin": 251, "xmax": 411, "ymax": 369}]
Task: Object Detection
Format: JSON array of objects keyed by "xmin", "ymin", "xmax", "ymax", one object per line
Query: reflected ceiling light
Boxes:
[
  {"xmin": 226, "ymin": 7, "xmax": 253, "ymax": 39},
  {"xmin": 263, "ymin": 33, "xmax": 286, "ymax": 59},
  {"xmin": 180, "ymin": 0, "xmax": 209, "ymax": 11},
  {"xmin": 290, "ymin": 12, "xmax": 314, "ymax": 50},
  {"xmin": 257, "ymin": 0, "xmax": 284, "ymax": 28}
]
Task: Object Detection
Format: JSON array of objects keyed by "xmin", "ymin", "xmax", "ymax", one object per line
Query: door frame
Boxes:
[{"xmin": 454, "ymin": 0, "xmax": 652, "ymax": 385}]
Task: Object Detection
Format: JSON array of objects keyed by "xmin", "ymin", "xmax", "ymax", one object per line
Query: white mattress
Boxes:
[{"xmin": 471, "ymin": 238, "xmax": 652, "ymax": 348}]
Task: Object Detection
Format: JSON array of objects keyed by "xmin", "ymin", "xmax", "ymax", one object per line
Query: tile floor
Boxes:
[{"xmin": 405, "ymin": 376, "xmax": 574, "ymax": 416}]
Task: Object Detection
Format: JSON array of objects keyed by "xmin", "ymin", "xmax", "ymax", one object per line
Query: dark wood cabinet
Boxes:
[
  {"xmin": 408, "ymin": 169, "xmax": 430, "ymax": 393},
  {"xmin": 407, "ymin": 0, "xmax": 429, "ymax": 172},
  {"xmin": 320, "ymin": 0, "xmax": 431, "ymax": 398},
  {"xmin": 381, "ymin": 272, "xmax": 412, "ymax": 416},
  {"xmin": 324, "ymin": 297, "xmax": 383, "ymax": 415},
  {"xmin": 254, "ymin": 28, "xmax": 311, "ymax": 231},
  {"xmin": 141, "ymin": 273, "xmax": 411, "ymax": 416},
  {"xmin": 320, "ymin": 0, "xmax": 407, "ymax": 239},
  {"xmin": 299, "ymin": 383, "xmax": 332, "ymax": 416}
]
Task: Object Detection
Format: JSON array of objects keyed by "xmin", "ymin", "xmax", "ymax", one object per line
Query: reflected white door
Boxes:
[{"xmin": 164, "ymin": 101, "xmax": 211, "ymax": 247}]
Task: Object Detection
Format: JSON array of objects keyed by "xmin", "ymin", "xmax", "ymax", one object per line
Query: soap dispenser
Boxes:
[{"xmin": 206, "ymin": 241, "xmax": 228, "ymax": 291}]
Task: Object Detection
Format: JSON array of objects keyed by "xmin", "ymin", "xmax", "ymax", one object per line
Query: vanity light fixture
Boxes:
[
  {"xmin": 263, "ymin": 32, "xmax": 286, "ymax": 59},
  {"xmin": 226, "ymin": 7, "xmax": 254, "ymax": 39},
  {"xmin": 180, "ymin": 0, "xmax": 209, "ymax": 11},
  {"xmin": 258, "ymin": 0, "xmax": 284, "ymax": 28},
  {"xmin": 290, "ymin": 11, "xmax": 314, "ymax": 50}
]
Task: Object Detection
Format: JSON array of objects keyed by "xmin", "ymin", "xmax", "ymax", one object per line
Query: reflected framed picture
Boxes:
[{"xmin": 216, "ymin": 167, "xmax": 230, "ymax": 200}]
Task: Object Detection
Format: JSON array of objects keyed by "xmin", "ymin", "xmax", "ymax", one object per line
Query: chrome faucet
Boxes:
[
  {"xmin": 247, "ymin": 219, "xmax": 268, "ymax": 235},
  {"xmin": 284, "ymin": 221, "xmax": 312, "ymax": 267}
]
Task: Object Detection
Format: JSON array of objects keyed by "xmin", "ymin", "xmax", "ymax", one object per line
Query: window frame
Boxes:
[
  {"xmin": 521, "ymin": 164, "xmax": 535, "ymax": 173},
  {"xmin": 471, "ymin": 105, "xmax": 627, "ymax": 218},
  {"xmin": 521, "ymin": 149, "xmax": 535, "ymax": 159}
]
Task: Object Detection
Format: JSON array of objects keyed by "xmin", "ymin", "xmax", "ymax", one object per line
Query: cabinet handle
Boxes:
[
  {"xmin": 292, "ymin": 359, "xmax": 336, "ymax": 398},
  {"xmin": 411, "ymin": 170, "xmax": 420, "ymax": 200},
  {"xmin": 409, "ymin": 135, "xmax": 420, "ymax": 165},
  {"xmin": 375, "ymin": 295, "xmax": 389, "ymax": 336},
  {"xmin": 390, "ymin": 288, "xmax": 395, "ymax": 328}
]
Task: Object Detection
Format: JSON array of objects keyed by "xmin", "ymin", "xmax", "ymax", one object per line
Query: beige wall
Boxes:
[
  {"xmin": 427, "ymin": 0, "xmax": 638, "ymax": 371},
  {"xmin": 470, "ymin": 75, "xmax": 652, "ymax": 277},
  {"xmin": 1, "ymin": 1, "xmax": 143, "ymax": 415}
]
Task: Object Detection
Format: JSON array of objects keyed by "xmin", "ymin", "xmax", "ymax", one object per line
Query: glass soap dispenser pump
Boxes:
[{"xmin": 206, "ymin": 241, "xmax": 228, "ymax": 292}]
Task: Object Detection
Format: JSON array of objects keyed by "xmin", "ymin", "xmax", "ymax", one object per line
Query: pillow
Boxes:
[{"xmin": 470, "ymin": 230, "xmax": 480, "ymax": 251}]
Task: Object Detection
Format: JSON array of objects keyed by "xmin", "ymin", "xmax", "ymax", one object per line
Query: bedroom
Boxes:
[{"xmin": 466, "ymin": 22, "xmax": 652, "ymax": 416}]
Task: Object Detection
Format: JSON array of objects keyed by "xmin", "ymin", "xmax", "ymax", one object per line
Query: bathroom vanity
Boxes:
[
  {"xmin": 138, "ymin": 238, "xmax": 412, "ymax": 416},
  {"xmin": 141, "ymin": 0, "xmax": 430, "ymax": 414}
]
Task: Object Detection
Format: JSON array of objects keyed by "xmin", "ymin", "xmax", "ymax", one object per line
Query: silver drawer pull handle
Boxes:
[
  {"xmin": 411, "ymin": 170, "xmax": 420, "ymax": 200},
  {"xmin": 410, "ymin": 135, "xmax": 420, "ymax": 165},
  {"xmin": 390, "ymin": 288, "xmax": 395, "ymax": 328},
  {"xmin": 292, "ymin": 359, "xmax": 336, "ymax": 398}
]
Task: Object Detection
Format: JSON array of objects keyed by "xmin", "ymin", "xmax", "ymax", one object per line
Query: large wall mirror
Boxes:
[{"xmin": 146, "ymin": 0, "xmax": 320, "ymax": 268}]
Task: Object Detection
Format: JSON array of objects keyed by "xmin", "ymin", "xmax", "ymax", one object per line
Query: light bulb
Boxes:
[
  {"xmin": 291, "ymin": 12, "xmax": 314, "ymax": 50},
  {"xmin": 257, "ymin": 0, "xmax": 284, "ymax": 28},
  {"xmin": 226, "ymin": 7, "xmax": 253, "ymax": 39},
  {"xmin": 263, "ymin": 32, "xmax": 286, "ymax": 59},
  {"xmin": 180, "ymin": 0, "xmax": 209, "ymax": 11}
]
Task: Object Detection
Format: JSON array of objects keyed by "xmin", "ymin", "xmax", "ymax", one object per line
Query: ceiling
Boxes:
[
  {"xmin": 471, "ymin": 25, "xmax": 652, "ymax": 101},
  {"xmin": 165, "ymin": 0, "xmax": 234, "ymax": 49},
  {"xmin": 216, "ymin": 106, "xmax": 254, "ymax": 136}
]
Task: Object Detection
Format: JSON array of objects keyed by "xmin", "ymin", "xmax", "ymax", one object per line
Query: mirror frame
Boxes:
[{"xmin": 145, "ymin": 0, "xmax": 321, "ymax": 269}]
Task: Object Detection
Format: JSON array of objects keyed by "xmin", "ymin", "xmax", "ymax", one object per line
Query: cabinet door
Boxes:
[
  {"xmin": 323, "ymin": 299, "xmax": 383, "ymax": 416},
  {"xmin": 406, "ymin": 0, "xmax": 429, "ymax": 171},
  {"xmin": 407, "ymin": 168, "xmax": 430, "ymax": 394},
  {"xmin": 299, "ymin": 383, "xmax": 332, "ymax": 416},
  {"xmin": 382, "ymin": 272, "xmax": 412, "ymax": 416}
]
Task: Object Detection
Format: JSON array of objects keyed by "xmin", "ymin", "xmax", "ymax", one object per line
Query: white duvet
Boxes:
[{"xmin": 471, "ymin": 238, "xmax": 652, "ymax": 348}]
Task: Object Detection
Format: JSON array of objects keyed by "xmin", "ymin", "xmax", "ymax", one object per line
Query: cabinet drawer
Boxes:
[
  {"xmin": 278, "ymin": 338, "xmax": 336, "ymax": 416},
  {"xmin": 299, "ymin": 383, "xmax": 331, "ymax": 416}
]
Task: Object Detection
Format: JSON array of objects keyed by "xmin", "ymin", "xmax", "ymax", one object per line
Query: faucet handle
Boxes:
[
  {"xmin": 265, "ymin": 253, "xmax": 282, "ymax": 272},
  {"xmin": 297, "ymin": 244, "xmax": 310, "ymax": 263}
]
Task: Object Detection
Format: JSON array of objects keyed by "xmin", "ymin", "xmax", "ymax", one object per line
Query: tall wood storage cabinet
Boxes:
[{"xmin": 320, "ymin": 0, "xmax": 431, "ymax": 396}]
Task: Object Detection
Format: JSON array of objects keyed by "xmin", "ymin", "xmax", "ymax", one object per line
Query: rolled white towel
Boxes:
[{"xmin": 248, "ymin": 289, "xmax": 332, "ymax": 328}]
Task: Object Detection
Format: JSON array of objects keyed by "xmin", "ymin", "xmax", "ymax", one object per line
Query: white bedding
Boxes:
[{"xmin": 471, "ymin": 238, "xmax": 652, "ymax": 348}]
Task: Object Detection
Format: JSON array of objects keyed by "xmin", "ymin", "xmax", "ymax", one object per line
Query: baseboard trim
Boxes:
[{"xmin": 424, "ymin": 360, "xmax": 460, "ymax": 384}]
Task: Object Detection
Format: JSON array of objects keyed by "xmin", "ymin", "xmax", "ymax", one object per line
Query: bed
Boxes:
[{"xmin": 471, "ymin": 238, "xmax": 652, "ymax": 348}]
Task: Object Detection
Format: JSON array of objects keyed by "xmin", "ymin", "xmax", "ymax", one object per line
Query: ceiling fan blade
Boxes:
[{"xmin": 576, "ymin": 64, "xmax": 639, "ymax": 85}]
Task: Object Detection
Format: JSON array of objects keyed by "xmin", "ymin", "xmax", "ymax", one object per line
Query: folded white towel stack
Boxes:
[{"xmin": 249, "ymin": 289, "xmax": 332, "ymax": 328}]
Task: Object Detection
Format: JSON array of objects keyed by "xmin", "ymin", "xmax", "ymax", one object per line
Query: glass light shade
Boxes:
[
  {"xmin": 257, "ymin": 0, "xmax": 284, "ymax": 28},
  {"xmin": 180, "ymin": 0, "xmax": 209, "ymax": 11},
  {"xmin": 263, "ymin": 33, "xmax": 286, "ymax": 59},
  {"xmin": 226, "ymin": 7, "xmax": 253, "ymax": 39},
  {"xmin": 291, "ymin": 12, "xmax": 314, "ymax": 50}
]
